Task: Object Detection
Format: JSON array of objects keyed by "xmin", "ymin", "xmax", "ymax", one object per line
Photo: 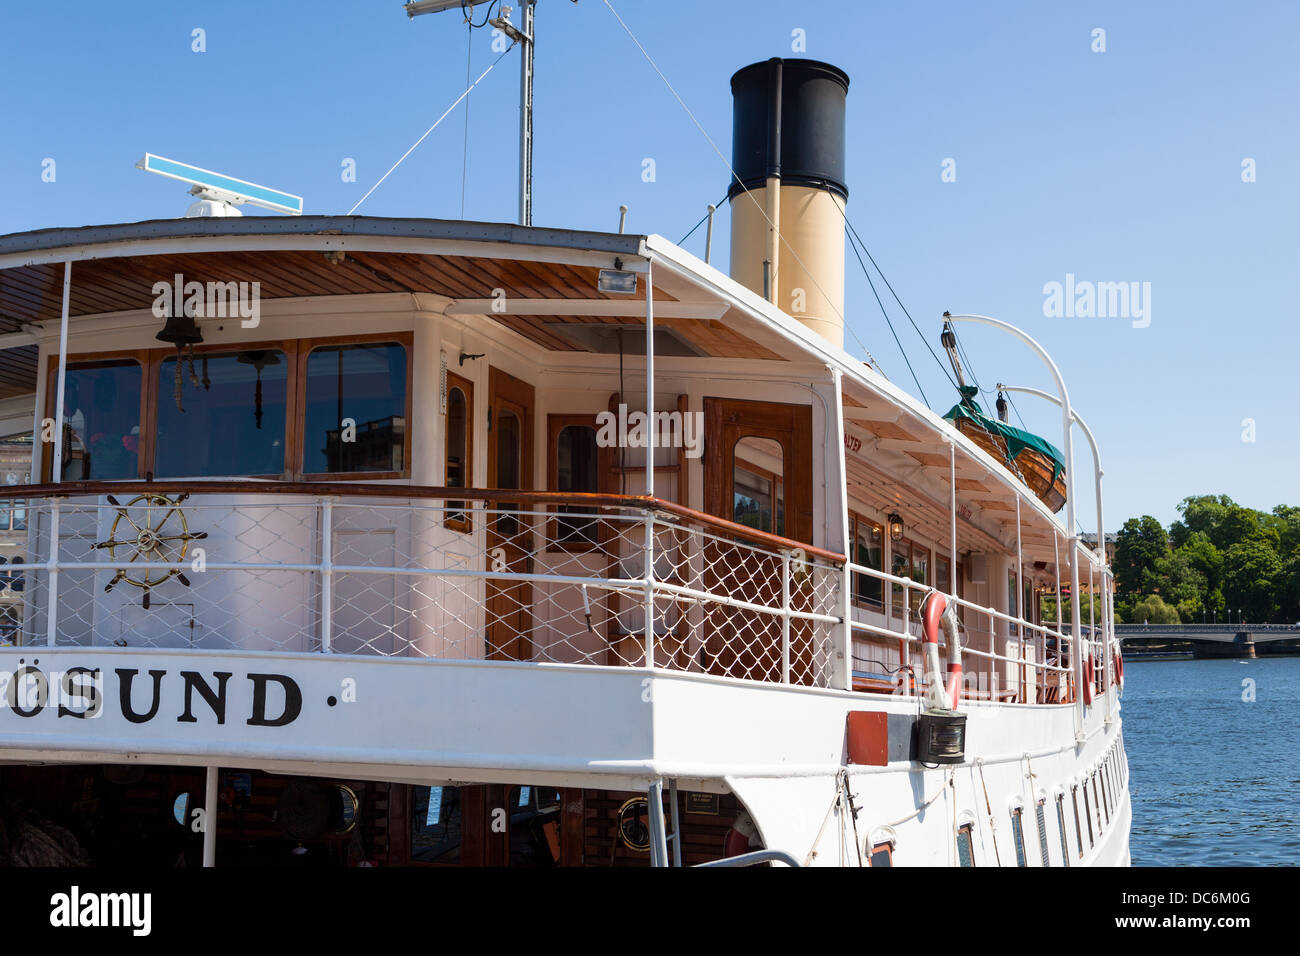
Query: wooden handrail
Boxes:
[{"xmin": 9, "ymin": 480, "xmax": 847, "ymax": 566}]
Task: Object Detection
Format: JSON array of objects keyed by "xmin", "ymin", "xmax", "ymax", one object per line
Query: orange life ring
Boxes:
[
  {"xmin": 920, "ymin": 591, "xmax": 962, "ymax": 709},
  {"xmin": 723, "ymin": 809, "xmax": 760, "ymax": 858},
  {"xmin": 1082, "ymin": 655, "xmax": 1095, "ymax": 705}
]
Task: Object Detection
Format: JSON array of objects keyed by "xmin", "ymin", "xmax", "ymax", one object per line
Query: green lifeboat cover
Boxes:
[{"xmin": 942, "ymin": 386, "xmax": 1066, "ymax": 485}]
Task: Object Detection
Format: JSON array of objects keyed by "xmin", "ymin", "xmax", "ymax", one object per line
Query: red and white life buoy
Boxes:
[
  {"xmin": 1113, "ymin": 645, "xmax": 1124, "ymax": 692},
  {"xmin": 920, "ymin": 591, "xmax": 963, "ymax": 711},
  {"xmin": 1082, "ymin": 655, "xmax": 1095, "ymax": 705},
  {"xmin": 723, "ymin": 809, "xmax": 761, "ymax": 858}
]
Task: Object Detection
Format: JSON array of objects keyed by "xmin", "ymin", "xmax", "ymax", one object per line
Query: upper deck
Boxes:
[{"xmin": 0, "ymin": 216, "xmax": 1117, "ymax": 746}]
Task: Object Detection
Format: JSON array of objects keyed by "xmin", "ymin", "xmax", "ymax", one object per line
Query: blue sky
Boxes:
[{"xmin": 3, "ymin": 0, "xmax": 1297, "ymax": 532}]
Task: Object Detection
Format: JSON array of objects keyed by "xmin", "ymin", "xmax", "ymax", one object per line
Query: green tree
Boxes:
[
  {"xmin": 1113, "ymin": 515, "xmax": 1168, "ymax": 598},
  {"xmin": 1176, "ymin": 531, "xmax": 1224, "ymax": 595},
  {"xmin": 1152, "ymin": 550, "xmax": 1207, "ymax": 607},
  {"xmin": 1277, "ymin": 555, "xmax": 1300, "ymax": 624},
  {"xmin": 1222, "ymin": 538, "xmax": 1282, "ymax": 623},
  {"xmin": 1170, "ymin": 495, "xmax": 1234, "ymax": 550},
  {"xmin": 1127, "ymin": 593, "xmax": 1181, "ymax": 625}
]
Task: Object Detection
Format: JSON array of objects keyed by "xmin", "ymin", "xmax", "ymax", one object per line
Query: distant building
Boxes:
[{"xmin": 1080, "ymin": 531, "xmax": 1117, "ymax": 566}]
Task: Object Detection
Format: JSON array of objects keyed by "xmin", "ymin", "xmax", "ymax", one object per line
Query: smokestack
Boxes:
[{"xmin": 728, "ymin": 58, "xmax": 849, "ymax": 349}]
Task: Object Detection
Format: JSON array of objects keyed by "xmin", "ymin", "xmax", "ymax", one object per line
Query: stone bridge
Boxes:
[{"xmin": 1116, "ymin": 623, "xmax": 1300, "ymax": 659}]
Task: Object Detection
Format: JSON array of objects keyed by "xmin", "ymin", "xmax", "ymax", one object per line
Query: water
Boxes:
[{"xmin": 1123, "ymin": 656, "xmax": 1300, "ymax": 865}]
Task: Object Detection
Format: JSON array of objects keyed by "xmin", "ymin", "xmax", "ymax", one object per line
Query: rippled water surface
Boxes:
[{"xmin": 1123, "ymin": 656, "xmax": 1300, "ymax": 865}]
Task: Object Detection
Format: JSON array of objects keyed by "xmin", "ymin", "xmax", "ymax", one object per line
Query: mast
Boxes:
[{"xmin": 406, "ymin": 0, "xmax": 536, "ymax": 226}]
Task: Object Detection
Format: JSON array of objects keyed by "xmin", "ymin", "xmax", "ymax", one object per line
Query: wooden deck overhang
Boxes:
[{"xmin": 0, "ymin": 216, "xmax": 794, "ymax": 401}]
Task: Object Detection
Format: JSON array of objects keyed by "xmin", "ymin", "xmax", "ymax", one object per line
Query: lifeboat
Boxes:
[{"xmin": 943, "ymin": 387, "xmax": 1068, "ymax": 513}]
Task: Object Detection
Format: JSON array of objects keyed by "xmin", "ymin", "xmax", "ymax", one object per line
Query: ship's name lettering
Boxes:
[{"xmin": 0, "ymin": 666, "xmax": 302, "ymax": 727}]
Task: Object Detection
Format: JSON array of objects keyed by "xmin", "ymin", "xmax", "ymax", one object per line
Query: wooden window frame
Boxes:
[
  {"xmin": 545, "ymin": 414, "xmax": 608, "ymax": 553},
  {"xmin": 151, "ymin": 338, "xmax": 299, "ymax": 481},
  {"xmin": 869, "ymin": 841, "xmax": 894, "ymax": 867},
  {"xmin": 443, "ymin": 371, "xmax": 474, "ymax": 534},
  {"xmin": 42, "ymin": 350, "xmax": 152, "ymax": 483},
  {"xmin": 849, "ymin": 511, "xmax": 885, "ymax": 611},
  {"xmin": 731, "ymin": 441, "xmax": 785, "ymax": 538},
  {"xmin": 295, "ymin": 332, "xmax": 414, "ymax": 482},
  {"xmin": 43, "ymin": 333, "xmax": 411, "ymax": 483}
]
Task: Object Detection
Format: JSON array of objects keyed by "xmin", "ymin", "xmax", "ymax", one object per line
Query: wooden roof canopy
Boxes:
[
  {"xmin": 0, "ymin": 215, "xmax": 792, "ymax": 398},
  {"xmin": 841, "ymin": 376, "xmax": 1090, "ymax": 576}
]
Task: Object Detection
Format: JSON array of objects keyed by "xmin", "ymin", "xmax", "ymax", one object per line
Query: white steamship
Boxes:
[{"xmin": 0, "ymin": 48, "xmax": 1128, "ymax": 866}]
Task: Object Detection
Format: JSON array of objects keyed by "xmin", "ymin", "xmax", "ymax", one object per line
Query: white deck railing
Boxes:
[
  {"xmin": 2, "ymin": 480, "xmax": 1116, "ymax": 709},
  {"xmin": 7, "ymin": 482, "xmax": 842, "ymax": 687}
]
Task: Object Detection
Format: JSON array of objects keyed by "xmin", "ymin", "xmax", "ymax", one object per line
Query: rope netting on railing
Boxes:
[{"xmin": 7, "ymin": 484, "xmax": 842, "ymax": 688}]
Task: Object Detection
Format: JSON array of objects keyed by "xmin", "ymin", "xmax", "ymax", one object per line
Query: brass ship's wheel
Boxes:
[{"xmin": 93, "ymin": 492, "xmax": 207, "ymax": 609}]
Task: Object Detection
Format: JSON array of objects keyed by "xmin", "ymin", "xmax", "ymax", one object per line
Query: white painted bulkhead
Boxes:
[{"xmin": 0, "ymin": 646, "xmax": 1127, "ymax": 866}]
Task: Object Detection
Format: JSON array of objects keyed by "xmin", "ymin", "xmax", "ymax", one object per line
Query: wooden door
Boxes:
[
  {"xmin": 486, "ymin": 368, "xmax": 535, "ymax": 661},
  {"xmin": 702, "ymin": 398, "xmax": 815, "ymax": 682}
]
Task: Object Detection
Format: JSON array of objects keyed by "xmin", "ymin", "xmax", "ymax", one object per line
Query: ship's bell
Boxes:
[{"xmin": 156, "ymin": 312, "xmax": 203, "ymax": 348}]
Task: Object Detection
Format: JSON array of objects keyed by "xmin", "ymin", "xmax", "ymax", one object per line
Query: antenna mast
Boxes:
[{"xmin": 406, "ymin": 0, "xmax": 536, "ymax": 226}]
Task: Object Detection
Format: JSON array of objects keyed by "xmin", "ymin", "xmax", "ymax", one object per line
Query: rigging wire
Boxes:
[
  {"xmin": 835, "ymin": 199, "xmax": 958, "ymax": 395},
  {"xmin": 460, "ymin": 20, "xmax": 474, "ymax": 219},
  {"xmin": 461, "ymin": 0, "xmax": 500, "ymax": 29},
  {"xmin": 348, "ymin": 41, "xmax": 516, "ymax": 215},
  {"xmin": 600, "ymin": 0, "xmax": 886, "ymax": 375},
  {"xmin": 677, "ymin": 189, "xmax": 731, "ymax": 246},
  {"xmin": 1001, "ymin": 389, "xmax": 1031, "ymax": 432},
  {"xmin": 845, "ymin": 225, "xmax": 929, "ymax": 406}
]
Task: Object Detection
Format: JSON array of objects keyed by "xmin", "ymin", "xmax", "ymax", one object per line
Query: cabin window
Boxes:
[
  {"xmin": 155, "ymin": 349, "xmax": 288, "ymax": 477},
  {"xmin": 1071, "ymin": 786, "xmax": 1085, "ymax": 858},
  {"xmin": 910, "ymin": 545, "xmax": 929, "ymax": 610},
  {"xmin": 935, "ymin": 553, "xmax": 952, "ymax": 596},
  {"xmin": 302, "ymin": 342, "xmax": 407, "ymax": 475},
  {"xmin": 1010, "ymin": 807, "xmax": 1027, "ymax": 867},
  {"xmin": 506, "ymin": 786, "xmax": 563, "ymax": 866},
  {"xmin": 493, "ymin": 408, "xmax": 523, "ymax": 539},
  {"xmin": 891, "ymin": 539, "xmax": 929, "ymax": 616},
  {"xmin": 411, "ymin": 785, "xmax": 462, "ymax": 864},
  {"xmin": 1093, "ymin": 775, "xmax": 1104, "ymax": 830},
  {"xmin": 1008, "ymin": 570, "xmax": 1020, "ymax": 636},
  {"xmin": 1055, "ymin": 795, "xmax": 1071, "ymax": 868},
  {"xmin": 851, "ymin": 515, "xmax": 883, "ymax": 608},
  {"xmin": 869, "ymin": 841, "xmax": 893, "ymax": 867},
  {"xmin": 1035, "ymin": 799, "xmax": 1051, "ymax": 867},
  {"xmin": 732, "ymin": 436, "xmax": 784, "ymax": 536},
  {"xmin": 58, "ymin": 359, "xmax": 142, "ymax": 480},
  {"xmin": 956, "ymin": 822, "xmax": 975, "ymax": 867},
  {"xmin": 444, "ymin": 375, "xmax": 473, "ymax": 532},
  {"xmin": 1082, "ymin": 783, "xmax": 1094, "ymax": 848},
  {"xmin": 0, "ymin": 431, "xmax": 32, "ymax": 492},
  {"xmin": 0, "ymin": 499, "xmax": 25, "ymax": 532},
  {"xmin": 555, "ymin": 425, "xmax": 599, "ymax": 544},
  {"xmin": 1100, "ymin": 768, "xmax": 1111, "ymax": 823}
]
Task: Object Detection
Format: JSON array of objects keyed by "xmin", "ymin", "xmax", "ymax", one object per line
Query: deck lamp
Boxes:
[{"xmin": 887, "ymin": 512, "xmax": 904, "ymax": 543}]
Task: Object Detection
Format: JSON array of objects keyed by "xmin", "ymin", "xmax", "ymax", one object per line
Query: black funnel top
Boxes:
[{"xmin": 728, "ymin": 58, "xmax": 849, "ymax": 201}]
